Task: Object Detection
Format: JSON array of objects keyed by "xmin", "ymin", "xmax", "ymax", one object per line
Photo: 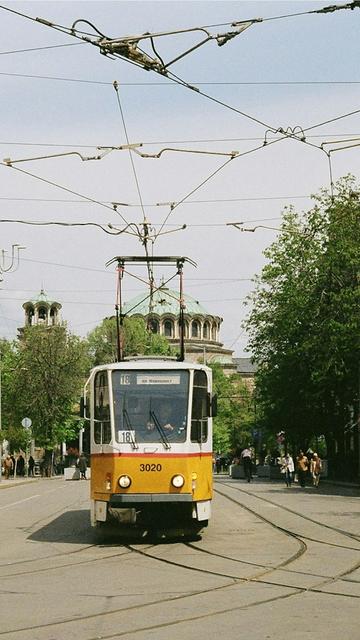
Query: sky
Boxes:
[{"xmin": 0, "ymin": 0, "xmax": 359, "ymax": 356}]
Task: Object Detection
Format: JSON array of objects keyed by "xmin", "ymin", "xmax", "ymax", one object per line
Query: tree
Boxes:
[
  {"xmin": 245, "ymin": 176, "xmax": 360, "ymax": 468},
  {"xmin": 87, "ymin": 316, "xmax": 173, "ymax": 366},
  {"xmin": 6, "ymin": 325, "xmax": 89, "ymax": 448},
  {"xmin": 210, "ymin": 363, "xmax": 255, "ymax": 455}
]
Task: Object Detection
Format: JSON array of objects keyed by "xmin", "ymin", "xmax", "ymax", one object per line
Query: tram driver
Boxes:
[{"xmin": 147, "ymin": 401, "xmax": 175, "ymax": 433}]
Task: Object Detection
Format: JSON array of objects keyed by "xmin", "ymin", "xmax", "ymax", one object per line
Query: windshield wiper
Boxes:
[
  {"xmin": 123, "ymin": 408, "xmax": 139, "ymax": 449},
  {"xmin": 150, "ymin": 410, "xmax": 171, "ymax": 450}
]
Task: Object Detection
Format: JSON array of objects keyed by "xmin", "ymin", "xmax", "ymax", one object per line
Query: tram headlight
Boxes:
[
  {"xmin": 171, "ymin": 474, "xmax": 185, "ymax": 488},
  {"xmin": 118, "ymin": 475, "xmax": 132, "ymax": 489}
]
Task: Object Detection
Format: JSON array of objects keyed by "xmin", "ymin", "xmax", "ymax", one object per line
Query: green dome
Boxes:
[
  {"xmin": 123, "ymin": 286, "xmax": 209, "ymax": 317},
  {"xmin": 23, "ymin": 289, "xmax": 61, "ymax": 309}
]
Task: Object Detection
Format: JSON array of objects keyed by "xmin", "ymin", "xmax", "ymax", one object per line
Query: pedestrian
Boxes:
[
  {"xmin": 4, "ymin": 455, "xmax": 13, "ymax": 480},
  {"xmin": 296, "ymin": 450, "xmax": 309, "ymax": 487},
  {"xmin": 280, "ymin": 453, "xmax": 295, "ymax": 487},
  {"xmin": 77, "ymin": 453, "xmax": 87, "ymax": 480},
  {"xmin": 241, "ymin": 446, "xmax": 253, "ymax": 483},
  {"xmin": 215, "ymin": 455, "xmax": 221, "ymax": 474},
  {"xmin": 310, "ymin": 452, "xmax": 322, "ymax": 487},
  {"xmin": 10, "ymin": 455, "xmax": 16, "ymax": 476},
  {"xmin": 28, "ymin": 455, "xmax": 35, "ymax": 477},
  {"xmin": 17, "ymin": 454, "xmax": 25, "ymax": 477}
]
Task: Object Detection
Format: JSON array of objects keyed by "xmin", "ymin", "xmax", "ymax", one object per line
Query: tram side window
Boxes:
[
  {"xmin": 191, "ymin": 370, "xmax": 208, "ymax": 443},
  {"xmin": 94, "ymin": 372, "xmax": 111, "ymax": 444}
]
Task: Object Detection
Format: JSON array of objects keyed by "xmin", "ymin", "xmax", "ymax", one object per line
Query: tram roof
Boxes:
[{"xmin": 90, "ymin": 357, "xmax": 211, "ymax": 373}]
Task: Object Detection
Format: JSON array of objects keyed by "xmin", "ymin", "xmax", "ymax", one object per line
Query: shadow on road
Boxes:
[
  {"xmin": 28, "ymin": 509, "xmax": 94, "ymax": 544},
  {"xmin": 27, "ymin": 510, "xmax": 202, "ymax": 546}
]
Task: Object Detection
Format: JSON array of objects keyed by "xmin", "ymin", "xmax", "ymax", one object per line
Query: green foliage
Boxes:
[
  {"xmin": 3, "ymin": 325, "xmax": 89, "ymax": 448},
  {"xmin": 245, "ymin": 176, "xmax": 360, "ymax": 452},
  {"xmin": 87, "ymin": 316, "xmax": 173, "ymax": 366},
  {"xmin": 210, "ymin": 363, "xmax": 255, "ymax": 455}
]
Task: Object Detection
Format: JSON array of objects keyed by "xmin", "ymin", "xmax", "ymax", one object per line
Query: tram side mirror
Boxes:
[{"xmin": 207, "ymin": 393, "xmax": 218, "ymax": 418}]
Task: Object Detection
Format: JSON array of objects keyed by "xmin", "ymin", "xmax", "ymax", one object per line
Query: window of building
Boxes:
[
  {"xmin": 148, "ymin": 319, "xmax": 159, "ymax": 334},
  {"xmin": 164, "ymin": 319, "xmax": 174, "ymax": 337},
  {"xmin": 192, "ymin": 320, "xmax": 200, "ymax": 338},
  {"xmin": 50, "ymin": 307, "xmax": 56, "ymax": 325},
  {"xmin": 203, "ymin": 322, "xmax": 209, "ymax": 339},
  {"xmin": 38, "ymin": 306, "xmax": 47, "ymax": 322},
  {"xmin": 212, "ymin": 324, "xmax": 217, "ymax": 341},
  {"xmin": 26, "ymin": 306, "xmax": 34, "ymax": 326}
]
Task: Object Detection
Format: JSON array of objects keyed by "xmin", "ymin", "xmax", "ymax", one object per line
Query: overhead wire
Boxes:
[
  {"xmin": 2, "ymin": 71, "xmax": 360, "ymax": 86},
  {"xmin": 0, "ymin": 218, "xmax": 140, "ymax": 236},
  {"xmin": 0, "ymin": 160, "xmax": 131, "ymax": 227},
  {"xmin": 112, "ymin": 80, "xmax": 156, "ymax": 311},
  {"xmin": 154, "ymin": 132, "xmax": 310, "ymax": 236},
  {"xmin": 0, "ymin": 42, "xmax": 84, "ymax": 55},
  {"xmin": 1, "ymin": 2, "xmax": 359, "ymax": 328},
  {"xmin": 1, "ymin": 133, "xmax": 360, "ymax": 148},
  {"xmin": 0, "ymin": 1, "xmax": 358, "ymax": 38}
]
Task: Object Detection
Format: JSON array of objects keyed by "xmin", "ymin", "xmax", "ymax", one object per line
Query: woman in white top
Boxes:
[{"xmin": 281, "ymin": 453, "xmax": 295, "ymax": 487}]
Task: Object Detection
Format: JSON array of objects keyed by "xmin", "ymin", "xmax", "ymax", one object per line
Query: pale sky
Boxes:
[{"xmin": 0, "ymin": 1, "xmax": 359, "ymax": 355}]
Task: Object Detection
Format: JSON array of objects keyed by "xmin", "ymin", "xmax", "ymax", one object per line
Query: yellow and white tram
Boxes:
[{"xmin": 83, "ymin": 357, "xmax": 216, "ymax": 534}]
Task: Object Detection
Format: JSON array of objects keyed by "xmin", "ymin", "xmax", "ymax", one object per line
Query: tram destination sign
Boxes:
[{"xmin": 136, "ymin": 374, "xmax": 181, "ymax": 385}]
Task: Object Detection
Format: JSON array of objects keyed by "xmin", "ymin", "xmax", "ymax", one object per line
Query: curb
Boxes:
[{"xmin": 0, "ymin": 479, "xmax": 40, "ymax": 490}]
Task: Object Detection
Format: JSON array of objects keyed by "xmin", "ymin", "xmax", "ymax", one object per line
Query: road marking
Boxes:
[{"xmin": 0, "ymin": 495, "xmax": 40, "ymax": 510}]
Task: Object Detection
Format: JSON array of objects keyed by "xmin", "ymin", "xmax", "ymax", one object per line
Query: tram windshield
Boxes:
[{"xmin": 113, "ymin": 370, "xmax": 189, "ymax": 444}]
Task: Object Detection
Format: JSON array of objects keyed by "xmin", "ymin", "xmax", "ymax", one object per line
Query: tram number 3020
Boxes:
[{"xmin": 140, "ymin": 463, "xmax": 162, "ymax": 472}]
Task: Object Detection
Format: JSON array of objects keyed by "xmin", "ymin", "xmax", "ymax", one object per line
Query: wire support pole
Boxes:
[
  {"xmin": 115, "ymin": 261, "xmax": 124, "ymax": 362},
  {"xmin": 177, "ymin": 259, "xmax": 186, "ymax": 362}
]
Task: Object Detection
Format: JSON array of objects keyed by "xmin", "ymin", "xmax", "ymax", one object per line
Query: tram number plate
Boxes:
[
  {"xmin": 140, "ymin": 463, "xmax": 162, "ymax": 472},
  {"xmin": 118, "ymin": 430, "xmax": 136, "ymax": 444}
]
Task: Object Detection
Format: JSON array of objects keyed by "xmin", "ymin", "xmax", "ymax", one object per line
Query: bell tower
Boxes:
[{"xmin": 22, "ymin": 289, "xmax": 62, "ymax": 328}]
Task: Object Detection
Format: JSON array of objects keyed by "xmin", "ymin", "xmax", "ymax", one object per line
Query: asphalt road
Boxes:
[{"xmin": 1, "ymin": 476, "xmax": 360, "ymax": 640}]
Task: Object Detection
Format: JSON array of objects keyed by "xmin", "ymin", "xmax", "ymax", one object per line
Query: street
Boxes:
[{"xmin": 1, "ymin": 476, "xmax": 360, "ymax": 640}]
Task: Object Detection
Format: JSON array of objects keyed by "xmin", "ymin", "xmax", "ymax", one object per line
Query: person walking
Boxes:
[
  {"xmin": 17, "ymin": 454, "xmax": 25, "ymax": 477},
  {"xmin": 280, "ymin": 453, "xmax": 295, "ymax": 487},
  {"xmin": 310, "ymin": 452, "xmax": 322, "ymax": 487},
  {"xmin": 28, "ymin": 455, "xmax": 35, "ymax": 477},
  {"xmin": 3, "ymin": 455, "xmax": 13, "ymax": 480},
  {"xmin": 241, "ymin": 447, "xmax": 253, "ymax": 483},
  {"xmin": 296, "ymin": 450, "xmax": 309, "ymax": 487},
  {"xmin": 77, "ymin": 453, "xmax": 88, "ymax": 480}
]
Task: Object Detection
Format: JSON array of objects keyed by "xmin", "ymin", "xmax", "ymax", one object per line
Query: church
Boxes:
[{"xmin": 20, "ymin": 287, "xmax": 255, "ymax": 380}]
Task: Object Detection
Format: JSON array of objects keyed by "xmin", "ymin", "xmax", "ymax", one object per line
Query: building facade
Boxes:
[
  {"xmin": 122, "ymin": 285, "xmax": 236, "ymax": 373},
  {"xmin": 22, "ymin": 289, "xmax": 62, "ymax": 328}
]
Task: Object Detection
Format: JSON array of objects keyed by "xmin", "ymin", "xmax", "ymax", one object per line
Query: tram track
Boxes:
[
  {"xmin": 213, "ymin": 481, "xmax": 360, "ymax": 593},
  {"xmin": 215, "ymin": 480, "xmax": 360, "ymax": 550},
  {"xmin": 2, "ymin": 482, "xmax": 360, "ymax": 639},
  {"xmin": 0, "ymin": 486, "xmax": 309, "ymax": 638}
]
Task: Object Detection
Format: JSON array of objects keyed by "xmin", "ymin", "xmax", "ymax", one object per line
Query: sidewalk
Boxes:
[{"xmin": 0, "ymin": 477, "xmax": 39, "ymax": 490}]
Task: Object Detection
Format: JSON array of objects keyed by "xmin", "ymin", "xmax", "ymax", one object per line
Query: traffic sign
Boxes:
[{"xmin": 21, "ymin": 417, "xmax": 32, "ymax": 429}]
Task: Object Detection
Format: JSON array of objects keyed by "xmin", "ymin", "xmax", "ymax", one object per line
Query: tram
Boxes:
[{"xmin": 82, "ymin": 356, "xmax": 216, "ymax": 534}]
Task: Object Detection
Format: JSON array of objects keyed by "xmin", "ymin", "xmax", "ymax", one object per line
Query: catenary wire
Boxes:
[
  {"xmin": 1, "ymin": 134, "xmax": 360, "ymax": 148},
  {"xmin": 0, "ymin": 42, "xmax": 84, "ymax": 55},
  {"xmin": 2, "ymin": 71, "xmax": 360, "ymax": 86},
  {"xmin": 0, "ymin": 161, "xmax": 131, "ymax": 226},
  {"xmin": 0, "ymin": 1, "xmax": 358, "ymax": 33}
]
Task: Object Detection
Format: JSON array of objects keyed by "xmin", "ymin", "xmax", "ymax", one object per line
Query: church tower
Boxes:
[{"xmin": 22, "ymin": 289, "xmax": 62, "ymax": 328}]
